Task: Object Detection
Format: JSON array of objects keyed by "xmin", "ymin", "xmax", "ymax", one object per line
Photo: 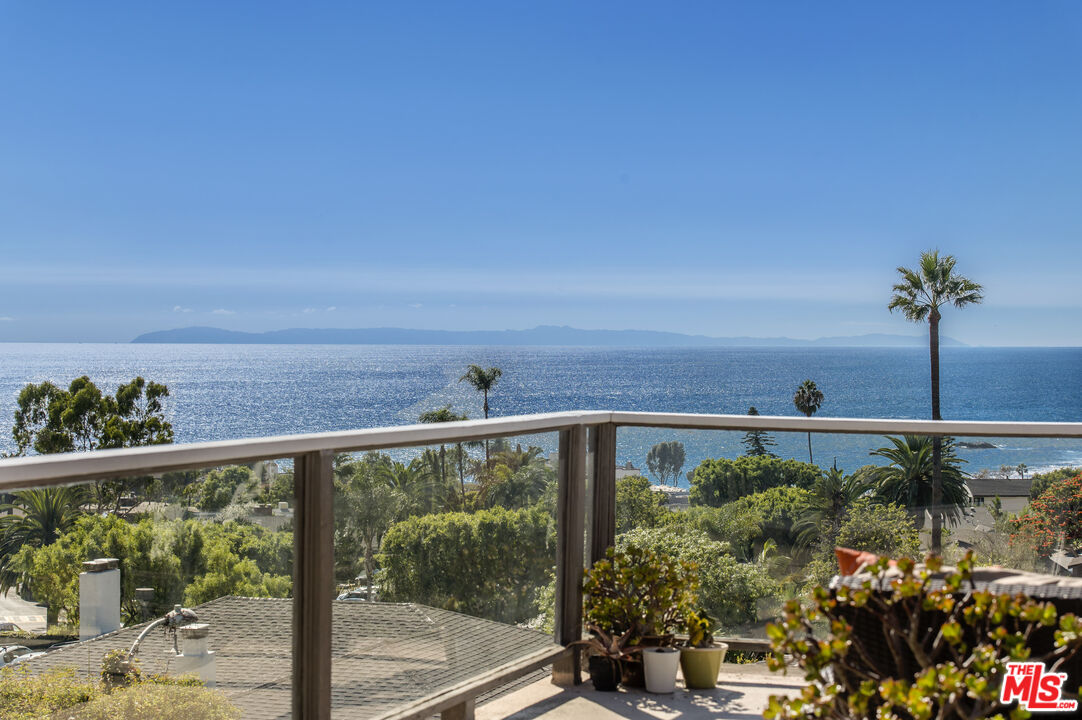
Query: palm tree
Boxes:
[
  {"xmin": 793, "ymin": 380, "xmax": 824, "ymax": 464},
  {"xmin": 795, "ymin": 467, "xmax": 873, "ymax": 549},
  {"xmin": 0, "ymin": 486, "xmax": 86, "ymax": 592},
  {"xmin": 870, "ymin": 435, "xmax": 971, "ymax": 529},
  {"xmin": 889, "ymin": 250, "xmax": 983, "ymax": 551},
  {"xmin": 459, "ymin": 365, "xmax": 502, "ymax": 464},
  {"xmin": 418, "ymin": 405, "xmax": 469, "ymax": 503},
  {"xmin": 376, "ymin": 459, "xmax": 440, "ymax": 515}
]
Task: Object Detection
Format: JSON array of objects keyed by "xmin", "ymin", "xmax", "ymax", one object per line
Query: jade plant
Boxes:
[
  {"xmin": 583, "ymin": 544, "xmax": 698, "ymax": 643},
  {"xmin": 764, "ymin": 551, "xmax": 1082, "ymax": 720}
]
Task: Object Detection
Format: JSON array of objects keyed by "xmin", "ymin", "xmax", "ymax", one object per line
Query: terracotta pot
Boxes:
[
  {"xmin": 679, "ymin": 642, "xmax": 728, "ymax": 689},
  {"xmin": 588, "ymin": 655, "xmax": 621, "ymax": 691}
]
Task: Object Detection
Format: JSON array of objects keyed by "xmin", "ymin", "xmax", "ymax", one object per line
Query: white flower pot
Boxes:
[{"xmin": 642, "ymin": 646, "xmax": 680, "ymax": 693}]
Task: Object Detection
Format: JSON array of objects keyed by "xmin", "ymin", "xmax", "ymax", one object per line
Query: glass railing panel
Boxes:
[
  {"xmin": 0, "ymin": 462, "xmax": 294, "ymax": 719},
  {"xmin": 608, "ymin": 427, "xmax": 1082, "ymax": 652},
  {"xmin": 329, "ymin": 433, "xmax": 560, "ymax": 719}
]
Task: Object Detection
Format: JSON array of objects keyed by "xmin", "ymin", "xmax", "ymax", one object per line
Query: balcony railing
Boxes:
[{"xmin": 2, "ymin": 411, "xmax": 1081, "ymax": 719}]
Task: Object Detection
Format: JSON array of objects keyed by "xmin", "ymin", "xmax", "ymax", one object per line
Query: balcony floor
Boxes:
[{"xmin": 478, "ymin": 664, "xmax": 805, "ymax": 720}]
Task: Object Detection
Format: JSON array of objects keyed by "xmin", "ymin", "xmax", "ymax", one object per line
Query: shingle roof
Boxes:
[
  {"xmin": 966, "ymin": 478, "xmax": 1032, "ymax": 498},
  {"xmin": 27, "ymin": 596, "xmax": 561, "ymax": 719}
]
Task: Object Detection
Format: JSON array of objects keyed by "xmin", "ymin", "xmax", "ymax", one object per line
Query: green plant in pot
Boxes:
[
  {"xmin": 572, "ymin": 625, "xmax": 637, "ymax": 691},
  {"xmin": 583, "ymin": 545, "xmax": 698, "ymax": 688},
  {"xmin": 679, "ymin": 609, "xmax": 728, "ymax": 689}
]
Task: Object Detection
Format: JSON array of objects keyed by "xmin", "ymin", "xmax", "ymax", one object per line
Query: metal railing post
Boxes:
[
  {"xmin": 294, "ymin": 450, "xmax": 334, "ymax": 720},
  {"xmin": 588, "ymin": 423, "xmax": 617, "ymax": 566},
  {"xmin": 552, "ymin": 425, "xmax": 586, "ymax": 685}
]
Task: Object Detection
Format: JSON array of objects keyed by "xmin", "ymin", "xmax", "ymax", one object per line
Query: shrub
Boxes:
[
  {"xmin": 0, "ymin": 666, "xmax": 238, "ymax": 720},
  {"xmin": 689, "ymin": 456, "xmax": 821, "ymax": 507},
  {"xmin": 378, "ymin": 505, "xmax": 554, "ymax": 624},
  {"xmin": 676, "ymin": 487, "xmax": 811, "ymax": 559},
  {"xmin": 804, "ymin": 499, "xmax": 920, "ymax": 587},
  {"xmin": 765, "ymin": 552, "xmax": 1082, "ymax": 720},
  {"xmin": 617, "ymin": 527, "xmax": 778, "ymax": 631},
  {"xmin": 1029, "ymin": 467, "xmax": 1082, "ymax": 500},
  {"xmin": 615, "ymin": 476, "xmax": 670, "ymax": 533},
  {"xmin": 1013, "ymin": 473, "xmax": 1082, "ymax": 556}
]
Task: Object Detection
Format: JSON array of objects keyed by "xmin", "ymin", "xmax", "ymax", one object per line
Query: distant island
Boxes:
[{"xmin": 132, "ymin": 325, "xmax": 966, "ymax": 347}]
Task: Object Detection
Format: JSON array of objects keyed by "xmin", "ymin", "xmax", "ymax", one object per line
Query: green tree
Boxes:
[
  {"xmin": 479, "ymin": 461, "xmax": 555, "ymax": 510},
  {"xmin": 645, "ymin": 441, "xmax": 686, "ymax": 486},
  {"xmin": 870, "ymin": 435, "xmax": 970, "ymax": 529},
  {"xmin": 615, "ymin": 476, "xmax": 669, "ymax": 533},
  {"xmin": 459, "ymin": 364, "xmax": 502, "ymax": 464},
  {"xmin": 379, "ymin": 506, "xmax": 554, "ymax": 624},
  {"xmin": 741, "ymin": 406, "xmax": 778, "ymax": 458},
  {"xmin": 804, "ymin": 498, "xmax": 922, "ymax": 588},
  {"xmin": 889, "ymin": 249, "xmax": 983, "ymax": 552},
  {"xmin": 196, "ymin": 466, "xmax": 255, "ymax": 512},
  {"xmin": 12, "ymin": 376, "xmax": 173, "ymax": 512},
  {"xmin": 689, "ymin": 455, "xmax": 821, "ymax": 507},
  {"xmin": 794, "ymin": 467, "xmax": 874, "ymax": 549},
  {"xmin": 792, "ymin": 379, "xmax": 824, "ymax": 464},
  {"xmin": 0, "ymin": 486, "xmax": 87, "ymax": 599},
  {"xmin": 1029, "ymin": 466, "xmax": 1082, "ymax": 499},
  {"xmin": 418, "ymin": 405, "xmax": 469, "ymax": 502}
]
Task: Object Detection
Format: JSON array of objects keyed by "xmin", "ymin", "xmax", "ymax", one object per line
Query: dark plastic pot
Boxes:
[{"xmin": 588, "ymin": 655, "xmax": 621, "ymax": 691}]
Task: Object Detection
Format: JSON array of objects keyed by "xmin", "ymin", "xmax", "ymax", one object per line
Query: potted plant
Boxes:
[
  {"xmin": 679, "ymin": 609, "xmax": 728, "ymax": 689},
  {"xmin": 582, "ymin": 545, "xmax": 699, "ymax": 688},
  {"xmin": 572, "ymin": 625, "xmax": 636, "ymax": 691}
]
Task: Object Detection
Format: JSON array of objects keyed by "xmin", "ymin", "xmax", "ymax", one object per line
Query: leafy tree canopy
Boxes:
[
  {"xmin": 646, "ymin": 441, "xmax": 686, "ymax": 486},
  {"xmin": 689, "ymin": 455, "xmax": 821, "ymax": 507}
]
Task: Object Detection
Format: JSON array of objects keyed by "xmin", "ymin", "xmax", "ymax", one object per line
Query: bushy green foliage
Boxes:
[
  {"xmin": 8, "ymin": 515, "xmax": 291, "ymax": 623},
  {"xmin": 1013, "ymin": 473, "xmax": 1082, "ymax": 556},
  {"xmin": 616, "ymin": 527, "xmax": 779, "ymax": 631},
  {"xmin": 584, "ymin": 542, "xmax": 698, "ymax": 639},
  {"xmin": 689, "ymin": 456, "xmax": 821, "ymax": 507},
  {"xmin": 804, "ymin": 499, "xmax": 920, "ymax": 587},
  {"xmin": 765, "ymin": 552, "xmax": 1082, "ymax": 720},
  {"xmin": 378, "ymin": 506, "xmax": 554, "ymax": 624},
  {"xmin": 677, "ymin": 487, "xmax": 811, "ymax": 559},
  {"xmin": 615, "ymin": 476, "xmax": 669, "ymax": 533},
  {"xmin": 0, "ymin": 666, "xmax": 239, "ymax": 720},
  {"xmin": 1029, "ymin": 466, "xmax": 1082, "ymax": 500},
  {"xmin": 196, "ymin": 466, "xmax": 255, "ymax": 511}
]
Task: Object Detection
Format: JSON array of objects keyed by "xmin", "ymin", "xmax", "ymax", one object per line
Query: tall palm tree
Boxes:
[
  {"xmin": 795, "ymin": 467, "xmax": 874, "ymax": 548},
  {"xmin": 871, "ymin": 435, "xmax": 970, "ymax": 529},
  {"xmin": 0, "ymin": 486, "xmax": 86, "ymax": 591},
  {"xmin": 459, "ymin": 365, "xmax": 502, "ymax": 464},
  {"xmin": 889, "ymin": 250, "xmax": 983, "ymax": 551},
  {"xmin": 793, "ymin": 379, "xmax": 824, "ymax": 464},
  {"xmin": 418, "ymin": 405, "xmax": 469, "ymax": 503}
]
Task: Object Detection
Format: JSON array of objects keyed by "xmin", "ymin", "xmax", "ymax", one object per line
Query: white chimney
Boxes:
[
  {"xmin": 79, "ymin": 558, "xmax": 120, "ymax": 640},
  {"xmin": 174, "ymin": 623, "xmax": 216, "ymax": 686}
]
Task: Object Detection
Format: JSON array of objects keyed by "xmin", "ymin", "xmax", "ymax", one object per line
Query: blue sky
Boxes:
[{"xmin": 1, "ymin": 2, "xmax": 1080, "ymax": 345}]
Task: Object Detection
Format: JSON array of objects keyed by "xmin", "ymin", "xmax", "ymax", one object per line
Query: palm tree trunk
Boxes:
[
  {"xmin": 483, "ymin": 390, "xmax": 490, "ymax": 466},
  {"xmin": 807, "ymin": 431, "xmax": 814, "ymax": 464},
  {"xmin": 929, "ymin": 312, "xmax": 943, "ymax": 553},
  {"xmin": 457, "ymin": 443, "xmax": 466, "ymax": 503}
]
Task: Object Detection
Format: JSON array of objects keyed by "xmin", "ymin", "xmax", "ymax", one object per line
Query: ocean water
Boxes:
[{"xmin": 0, "ymin": 344, "xmax": 1079, "ymax": 483}]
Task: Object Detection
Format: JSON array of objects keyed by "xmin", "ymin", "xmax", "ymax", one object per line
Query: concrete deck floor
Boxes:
[{"xmin": 479, "ymin": 664, "xmax": 806, "ymax": 720}]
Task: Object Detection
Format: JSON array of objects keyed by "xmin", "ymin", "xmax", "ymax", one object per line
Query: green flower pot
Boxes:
[{"xmin": 679, "ymin": 642, "xmax": 727, "ymax": 689}]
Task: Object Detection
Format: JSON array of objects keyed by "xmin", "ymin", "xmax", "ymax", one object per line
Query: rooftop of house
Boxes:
[
  {"xmin": 27, "ymin": 596, "xmax": 561, "ymax": 720},
  {"xmin": 965, "ymin": 477, "xmax": 1033, "ymax": 498}
]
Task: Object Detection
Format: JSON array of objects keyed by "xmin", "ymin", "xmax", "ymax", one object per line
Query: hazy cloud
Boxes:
[
  {"xmin": 0, "ymin": 316, "xmax": 14, "ymax": 322},
  {"xmin": 326, "ymin": 306, "xmax": 336, "ymax": 312},
  {"xmin": 211, "ymin": 308, "xmax": 236, "ymax": 315},
  {"xmin": 173, "ymin": 305, "xmax": 193, "ymax": 313}
]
